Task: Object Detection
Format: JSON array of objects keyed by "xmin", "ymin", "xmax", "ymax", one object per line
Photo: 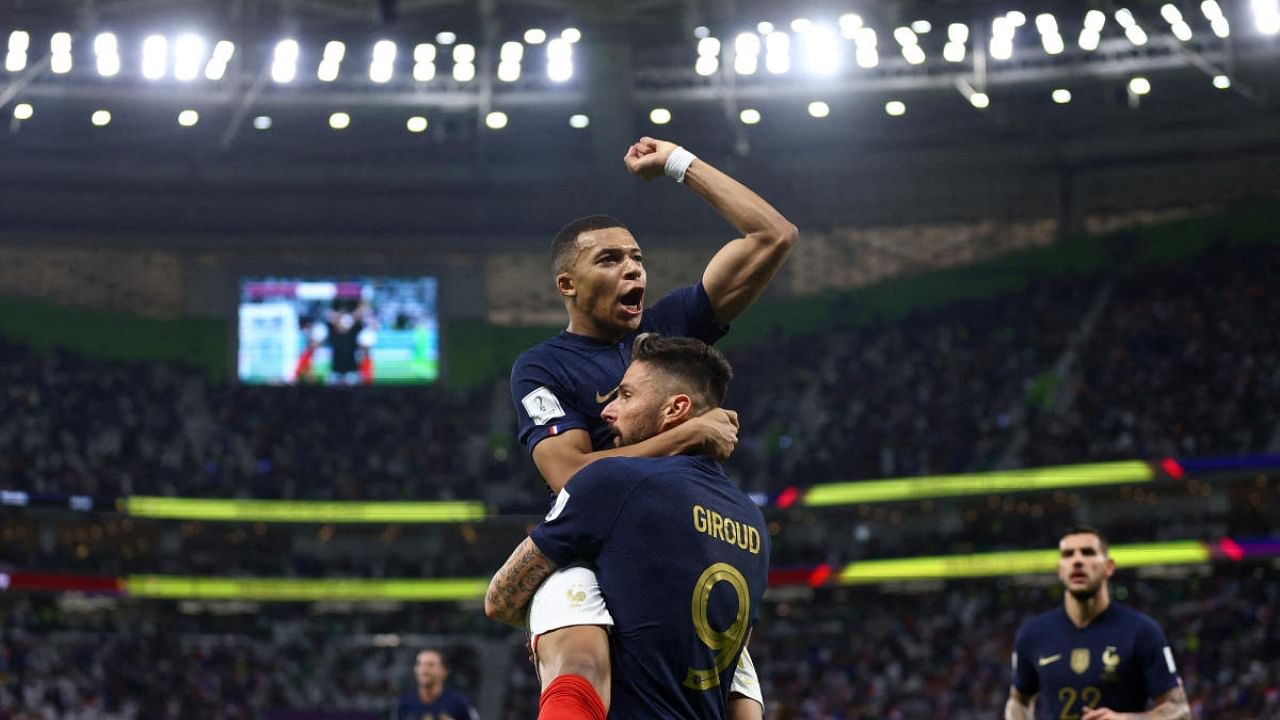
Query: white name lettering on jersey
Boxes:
[
  {"xmin": 1163, "ymin": 646, "xmax": 1177, "ymax": 673},
  {"xmin": 522, "ymin": 386, "xmax": 566, "ymax": 426}
]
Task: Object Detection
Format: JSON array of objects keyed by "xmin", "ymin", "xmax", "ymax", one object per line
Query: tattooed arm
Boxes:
[
  {"xmin": 484, "ymin": 537, "xmax": 559, "ymax": 627},
  {"xmin": 1081, "ymin": 687, "xmax": 1191, "ymax": 720}
]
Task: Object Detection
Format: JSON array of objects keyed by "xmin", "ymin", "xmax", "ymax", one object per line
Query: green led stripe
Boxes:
[
  {"xmin": 124, "ymin": 497, "xmax": 487, "ymax": 523},
  {"xmin": 836, "ymin": 541, "xmax": 1209, "ymax": 585},
  {"xmin": 125, "ymin": 576, "xmax": 490, "ymax": 601},
  {"xmin": 803, "ymin": 461, "xmax": 1153, "ymax": 507}
]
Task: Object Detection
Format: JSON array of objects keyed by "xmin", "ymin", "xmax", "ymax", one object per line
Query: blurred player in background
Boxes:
[
  {"xmin": 392, "ymin": 649, "xmax": 479, "ymax": 720},
  {"xmin": 490, "ymin": 336, "xmax": 769, "ymax": 720},
  {"xmin": 296, "ymin": 297, "xmax": 378, "ymax": 385},
  {"xmin": 506, "ymin": 137, "xmax": 795, "ymax": 718},
  {"xmin": 1005, "ymin": 526, "xmax": 1191, "ymax": 720}
]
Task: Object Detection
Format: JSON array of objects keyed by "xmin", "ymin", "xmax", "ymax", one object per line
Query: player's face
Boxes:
[
  {"xmin": 600, "ymin": 362, "xmax": 668, "ymax": 446},
  {"xmin": 564, "ymin": 227, "xmax": 646, "ymax": 335},
  {"xmin": 1057, "ymin": 533, "xmax": 1115, "ymax": 599},
  {"xmin": 414, "ymin": 650, "xmax": 447, "ymax": 688}
]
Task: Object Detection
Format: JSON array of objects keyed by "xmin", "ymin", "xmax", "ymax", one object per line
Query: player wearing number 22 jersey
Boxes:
[{"xmin": 530, "ymin": 453, "xmax": 769, "ymax": 719}]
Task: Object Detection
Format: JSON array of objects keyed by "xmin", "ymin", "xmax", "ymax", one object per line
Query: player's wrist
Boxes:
[{"xmin": 664, "ymin": 146, "xmax": 697, "ymax": 183}]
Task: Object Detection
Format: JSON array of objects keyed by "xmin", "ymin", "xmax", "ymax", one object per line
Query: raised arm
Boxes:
[
  {"xmin": 531, "ymin": 409, "xmax": 738, "ymax": 493},
  {"xmin": 484, "ymin": 537, "xmax": 558, "ymax": 627},
  {"xmin": 1005, "ymin": 686, "xmax": 1035, "ymax": 720},
  {"xmin": 624, "ymin": 137, "xmax": 798, "ymax": 324}
]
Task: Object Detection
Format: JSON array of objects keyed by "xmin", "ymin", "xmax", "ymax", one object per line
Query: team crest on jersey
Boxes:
[
  {"xmin": 1101, "ymin": 646, "xmax": 1121, "ymax": 681},
  {"xmin": 565, "ymin": 586, "xmax": 587, "ymax": 607},
  {"xmin": 1071, "ymin": 648, "xmax": 1091, "ymax": 675}
]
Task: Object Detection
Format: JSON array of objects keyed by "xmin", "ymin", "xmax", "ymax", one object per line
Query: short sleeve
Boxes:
[
  {"xmin": 642, "ymin": 283, "xmax": 729, "ymax": 346},
  {"xmin": 510, "ymin": 352, "xmax": 592, "ymax": 453},
  {"xmin": 529, "ymin": 460, "xmax": 641, "ymax": 566},
  {"xmin": 1011, "ymin": 623, "xmax": 1040, "ymax": 697},
  {"xmin": 1135, "ymin": 619, "xmax": 1181, "ymax": 699}
]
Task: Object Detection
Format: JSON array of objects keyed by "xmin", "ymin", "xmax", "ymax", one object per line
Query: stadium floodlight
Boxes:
[
  {"xmin": 1170, "ymin": 22, "xmax": 1194, "ymax": 41},
  {"xmin": 944, "ymin": 23, "xmax": 968, "ymax": 62},
  {"xmin": 697, "ymin": 37, "xmax": 720, "ymax": 57},
  {"xmin": 6, "ymin": 30, "xmax": 29, "ymax": 72},
  {"xmin": 695, "ymin": 37, "xmax": 720, "ymax": 76},
  {"xmin": 990, "ymin": 17, "xmax": 1015, "ymax": 60},
  {"xmin": 790, "ymin": 18, "xmax": 812, "ymax": 33},
  {"xmin": 694, "ymin": 26, "xmax": 710, "ymax": 39},
  {"xmin": 502, "ymin": 41, "xmax": 525, "ymax": 62},
  {"xmin": 1036, "ymin": 14, "xmax": 1065, "ymax": 54},
  {"xmin": 739, "ymin": 108, "xmax": 761, "ymax": 124},
  {"xmin": 328, "ymin": 111, "xmax": 350, "ymax": 129},
  {"xmin": 1129, "ymin": 77, "xmax": 1151, "ymax": 95},
  {"xmin": 498, "ymin": 60, "xmax": 521, "ymax": 81},
  {"xmin": 1007, "ymin": 11, "xmax": 1027, "ymax": 27},
  {"xmin": 1211, "ymin": 17, "xmax": 1231, "ymax": 37},
  {"xmin": 412, "ymin": 43, "xmax": 435, "ymax": 81},
  {"xmin": 854, "ymin": 27, "xmax": 879, "ymax": 68},
  {"xmin": 1125, "ymin": 25, "xmax": 1149, "ymax": 45},
  {"xmin": 452, "ymin": 62, "xmax": 476, "ymax": 82},
  {"xmin": 205, "ymin": 40, "xmax": 234, "ymax": 80},
  {"xmin": 839, "ymin": 14, "xmax": 863, "ymax": 38},
  {"xmin": 807, "ymin": 101, "xmax": 830, "ymax": 118},
  {"xmin": 970, "ymin": 92, "xmax": 990, "ymax": 109},
  {"xmin": 1052, "ymin": 88, "xmax": 1072, "ymax": 104},
  {"xmin": 804, "ymin": 24, "xmax": 839, "ymax": 75},
  {"xmin": 1161, "ymin": 4, "xmax": 1184, "ymax": 23},
  {"xmin": 757, "ymin": 21, "xmax": 775, "ymax": 35},
  {"xmin": 436, "ymin": 32, "xmax": 456, "ymax": 45},
  {"xmin": 177, "ymin": 109, "xmax": 199, "ymax": 127},
  {"xmin": 452, "ymin": 43, "xmax": 475, "ymax": 64},
  {"xmin": 649, "ymin": 107, "xmax": 672, "ymax": 124},
  {"xmin": 547, "ymin": 38, "xmax": 573, "ymax": 82},
  {"xmin": 91, "ymin": 110, "xmax": 111, "ymax": 126},
  {"xmin": 943, "ymin": 42, "xmax": 965, "ymax": 62},
  {"xmin": 911, "ymin": 20, "xmax": 932, "ymax": 34},
  {"xmin": 485, "ymin": 111, "xmax": 509, "ymax": 129},
  {"xmin": 13, "ymin": 103, "xmax": 33, "ymax": 120},
  {"xmin": 142, "ymin": 34, "xmax": 168, "ymax": 79},
  {"xmin": 1254, "ymin": 0, "xmax": 1280, "ymax": 35},
  {"xmin": 173, "ymin": 34, "xmax": 205, "ymax": 81},
  {"xmin": 271, "ymin": 39, "xmax": 299, "ymax": 83},
  {"xmin": 561, "ymin": 28, "xmax": 581, "ymax": 43},
  {"xmin": 524, "ymin": 29, "xmax": 546, "ymax": 44},
  {"xmin": 894, "ymin": 26, "xmax": 925, "ymax": 66},
  {"xmin": 253, "ymin": 115, "xmax": 271, "ymax": 130},
  {"xmin": 370, "ymin": 40, "xmax": 396, "ymax": 83},
  {"xmin": 885, "ymin": 100, "xmax": 906, "ymax": 116},
  {"xmin": 694, "ymin": 56, "xmax": 718, "ymax": 76},
  {"xmin": 406, "ymin": 116, "xmax": 428, "ymax": 133},
  {"xmin": 734, "ymin": 33, "xmax": 760, "ymax": 75},
  {"xmin": 1084, "ymin": 9, "xmax": 1107, "ymax": 31},
  {"xmin": 1213, "ymin": 74, "xmax": 1231, "ymax": 89},
  {"xmin": 569, "ymin": 113, "xmax": 589, "ymax": 128},
  {"xmin": 765, "ymin": 31, "xmax": 791, "ymax": 74},
  {"xmin": 1079, "ymin": 29, "xmax": 1101, "ymax": 51},
  {"xmin": 452, "ymin": 43, "xmax": 476, "ymax": 82},
  {"xmin": 94, "ymin": 33, "xmax": 120, "ymax": 77},
  {"xmin": 49, "ymin": 32, "xmax": 73, "ymax": 74}
]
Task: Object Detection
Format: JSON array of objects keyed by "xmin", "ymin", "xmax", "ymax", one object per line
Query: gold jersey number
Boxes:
[
  {"xmin": 1058, "ymin": 686, "xmax": 1102, "ymax": 719},
  {"xmin": 682, "ymin": 562, "xmax": 750, "ymax": 691}
]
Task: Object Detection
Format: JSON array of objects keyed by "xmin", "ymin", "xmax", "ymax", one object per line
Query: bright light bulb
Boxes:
[
  {"xmin": 178, "ymin": 109, "xmax": 199, "ymax": 127},
  {"xmin": 485, "ymin": 111, "xmax": 508, "ymax": 129},
  {"xmin": 649, "ymin": 107, "xmax": 672, "ymax": 124},
  {"xmin": 91, "ymin": 110, "xmax": 111, "ymax": 126},
  {"xmin": 406, "ymin": 116, "xmax": 428, "ymax": 133},
  {"xmin": 807, "ymin": 101, "xmax": 830, "ymax": 118},
  {"xmin": 329, "ymin": 112, "xmax": 351, "ymax": 129},
  {"xmin": 253, "ymin": 115, "xmax": 271, "ymax": 130},
  {"xmin": 1129, "ymin": 77, "xmax": 1151, "ymax": 95},
  {"xmin": 970, "ymin": 92, "xmax": 990, "ymax": 109},
  {"xmin": 13, "ymin": 103, "xmax": 33, "ymax": 120},
  {"xmin": 561, "ymin": 28, "xmax": 581, "ymax": 43},
  {"xmin": 569, "ymin": 113, "xmax": 589, "ymax": 128},
  {"xmin": 1213, "ymin": 74, "xmax": 1231, "ymax": 89},
  {"xmin": 885, "ymin": 100, "xmax": 906, "ymax": 116},
  {"xmin": 739, "ymin": 108, "xmax": 761, "ymax": 125},
  {"xmin": 1052, "ymin": 88, "xmax": 1072, "ymax": 104},
  {"xmin": 524, "ymin": 29, "xmax": 546, "ymax": 44}
]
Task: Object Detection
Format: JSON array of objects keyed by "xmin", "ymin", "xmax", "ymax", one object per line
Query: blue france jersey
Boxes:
[
  {"xmin": 511, "ymin": 283, "xmax": 728, "ymax": 454},
  {"xmin": 530, "ymin": 455, "xmax": 770, "ymax": 720},
  {"xmin": 392, "ymin": 688, "xmax": 478, "ymax": 720},
  {"xmin": 1012, "ymin": 604, "xmax": 1181, "ymax": 719}
]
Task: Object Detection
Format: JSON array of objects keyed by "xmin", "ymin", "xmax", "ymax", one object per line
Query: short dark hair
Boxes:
[
  {"xmin": 631, "ymin": 334, "xmax": 733, "ymax": 410},
  {"xmin": 551, "ymin": 214, "xmax": 628, "ymax": 275},
  {"xmin": 1060, "ymin": 524, "xmax": 1109, "ymax": 555}
]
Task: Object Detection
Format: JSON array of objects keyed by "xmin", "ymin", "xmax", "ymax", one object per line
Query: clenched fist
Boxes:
[{"xmin": 623, "ymin": 136, "xmax": 681, "ymax": 181}]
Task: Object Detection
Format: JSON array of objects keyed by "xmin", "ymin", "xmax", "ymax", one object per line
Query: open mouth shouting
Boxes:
[{"xmin": 619, "ymin": 286, "xmax": 645, "ymax": 317}]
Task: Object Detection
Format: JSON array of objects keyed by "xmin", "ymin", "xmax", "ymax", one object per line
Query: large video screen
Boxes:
[{"xmin": 238, "ymin": 278, "xmax": 439, "ymax": 385}]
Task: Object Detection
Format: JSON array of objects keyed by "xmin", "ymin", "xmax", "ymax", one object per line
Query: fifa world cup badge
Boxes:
[{"xmin": 1071, "ymin": 648, "xmax": 1091, "ymax": 674}]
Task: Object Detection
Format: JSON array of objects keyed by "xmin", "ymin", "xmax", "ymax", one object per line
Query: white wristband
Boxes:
[{"xmin": 664, "ymin": 146, "xmax": 698, "ymax": 184}]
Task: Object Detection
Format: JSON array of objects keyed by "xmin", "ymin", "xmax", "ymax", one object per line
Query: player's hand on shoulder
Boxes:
[
  {"xmin": 623, "ymin": 137, "xmax": 680, "ymax": 181},
  {"xmin": 1081, "ymin": 707, "xmax": 1126, "ymax": 720},
  {"xmin": 689, "ymin": 408, "xmax": 739, "ymax": 460}
]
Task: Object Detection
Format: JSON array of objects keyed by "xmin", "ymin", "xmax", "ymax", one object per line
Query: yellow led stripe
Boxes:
[
  {"xmin": 803, "ymin": 460, "xmax": 1153, "ymax": 507},
  {"xmin": 123, "ymin": 497, "xmax": 487, "ymax": 523},
  {"xmin": 124, "ymin": 576, "xmax": 490, "ymax": 601},
  {"xmin": 836, "ymin": 540, "xmax": 1210, "ymax": 585}
]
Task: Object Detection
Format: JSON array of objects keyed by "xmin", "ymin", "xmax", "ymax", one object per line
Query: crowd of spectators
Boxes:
[
  {"xmin": 4, "ymin": 568, "xmax": 1275, "ymax": 719},
  {"xmin": 6, "ymin": 244, "xmax": 1279, "ymax": 508}
]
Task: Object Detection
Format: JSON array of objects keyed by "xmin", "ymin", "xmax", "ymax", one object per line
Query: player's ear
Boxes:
[
  {"xmin": 1105, "ymin": 557, "xmax": 1116, "ymax": 578},
  {"xmin": 556, "ymin": 271, "xmax": 576, "ymax": 299},
  {"xmin": 662, "ymin": 393, "xmax": 694, "ymax": 427}
]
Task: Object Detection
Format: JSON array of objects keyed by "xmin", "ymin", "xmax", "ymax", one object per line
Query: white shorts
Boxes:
[{"xmin": 527, "ymin": 566, "xmax": 763, "ymax": 708}]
